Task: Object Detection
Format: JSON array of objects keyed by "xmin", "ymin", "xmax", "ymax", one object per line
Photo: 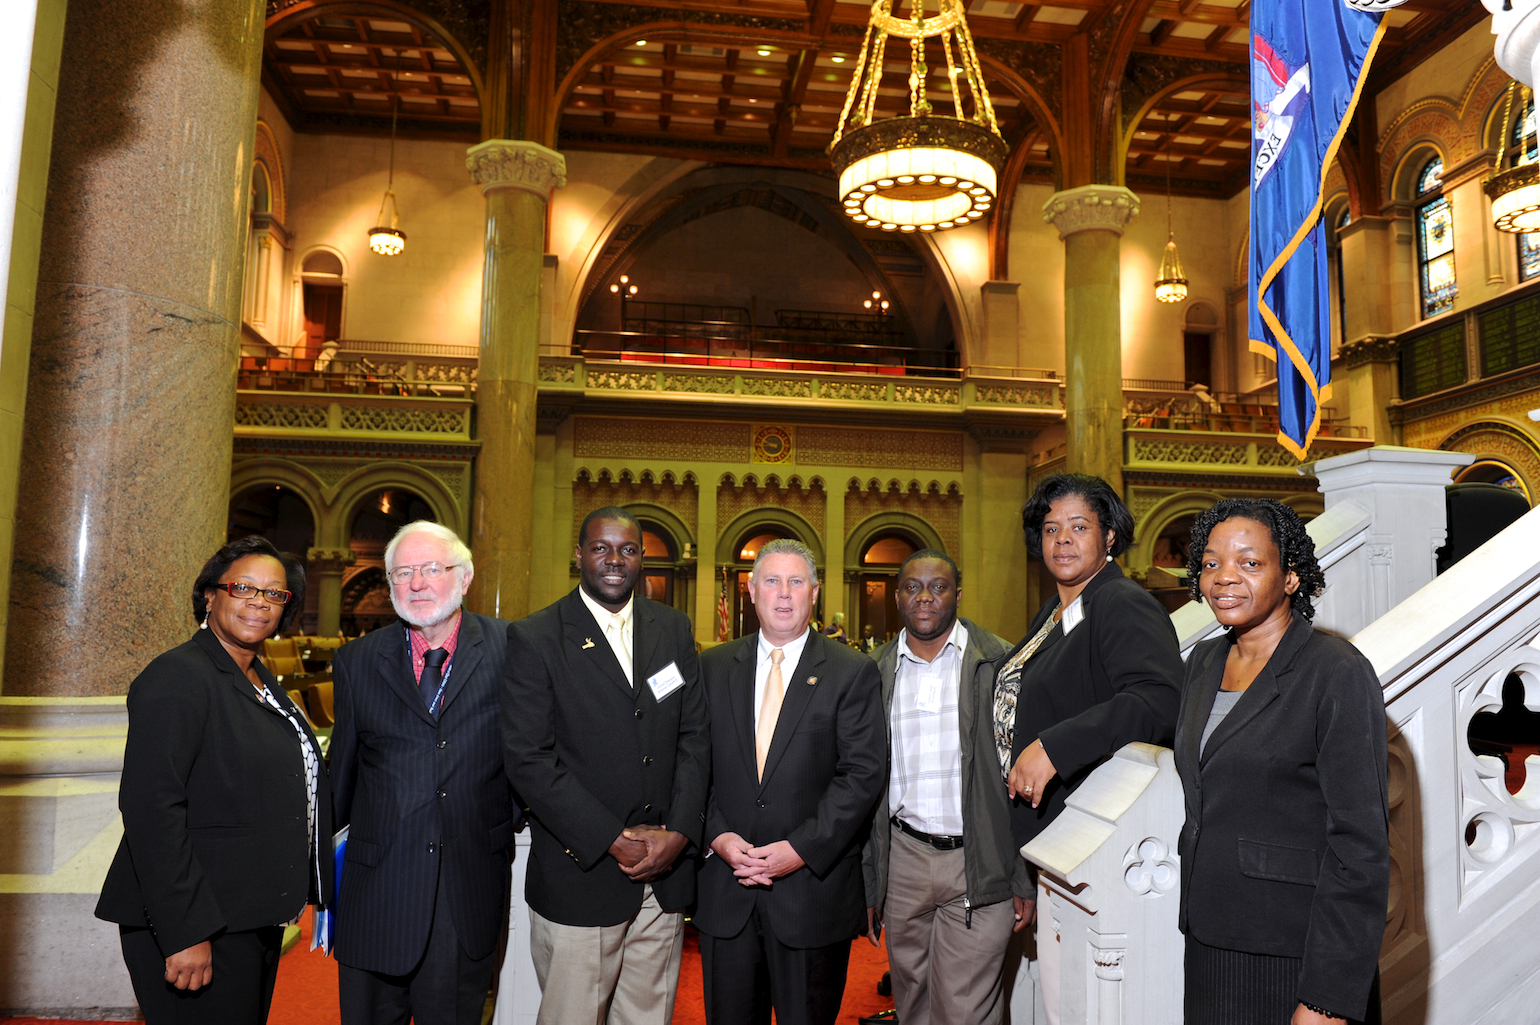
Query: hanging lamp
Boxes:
[
  {"xmin": 1486, "ymin": 80, "xmax": 1540, "ymax": 233},
  {"xmin": 368, "ymin": 49, "xmax": 407, "ymax": 256},
  {"xmin": 828, "ymin": 0, "xmax": 1007, "ymax": 233},
  {"xmin": 1154, "ymin": 122, "xmax": 1188, "ymax": 303}
]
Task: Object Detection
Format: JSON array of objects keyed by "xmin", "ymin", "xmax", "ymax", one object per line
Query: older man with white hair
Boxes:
[{"xmin": 330, "ymin": 520, "xmax": 516, "ymax": 1025}]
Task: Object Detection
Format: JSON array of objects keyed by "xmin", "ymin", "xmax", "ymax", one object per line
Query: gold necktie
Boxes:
[{"xmin": 756, "ymin": 648, "xmax": 785, "ymax": 782}]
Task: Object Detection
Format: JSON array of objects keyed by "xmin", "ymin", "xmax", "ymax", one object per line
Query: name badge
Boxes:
[
  {"xmin": 648, "ymin": 661, "xmax": 686, "ymax": 702},
  {"xmin": 1061, "ymin": 597, "xmax": 1085, "ymax": 635},
  {"xmin": 915, "ymin": 673, "xmax": 943, "ymax": 713}
]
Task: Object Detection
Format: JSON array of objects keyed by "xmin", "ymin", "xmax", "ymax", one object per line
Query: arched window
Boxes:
[
  {"xmin": 1512, "ymin": 99, "xmax": 1540, "ymax": 282},
  {"xmin": 1416, "ymin": 157, "xmax": 1456, "ymax": 318}
]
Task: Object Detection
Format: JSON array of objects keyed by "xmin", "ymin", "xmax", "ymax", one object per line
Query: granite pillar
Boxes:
[
  {"xmin": 307, "ymin": 547, "xmax": 356, "ymax": 637},
  {"xmin": 1043, "ymin": 186, "xmax": 1139, "ymax": 497},
  {"xmin": 0, "ymin": 0, "xmax": 264, "ymax": 1010},
  {"xmin": 5, "ymin": 0, "xmax": 265, "ymax": 696},
  {"xmin": 464, "ymin": 140, "xmax": 565, "ymax": 622}
]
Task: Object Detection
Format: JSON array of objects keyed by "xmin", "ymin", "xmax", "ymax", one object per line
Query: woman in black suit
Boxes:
[
  {"xmin": 990, "ymin": 473, "xmax": 1183, "ymax": 1024},
  {"xmin": 1178, "ymin": 499, "xmax": 1388, "ymax": 1025},
  {"xmin": 96, "ymin": 535, "xmax": 332, "ymax": 1024}
]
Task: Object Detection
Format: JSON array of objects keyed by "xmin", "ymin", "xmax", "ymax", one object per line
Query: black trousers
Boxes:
[
  {"xmin": 699, "ymin": 900, "xmax": 851, "ymax": 1025},
  {"xmin": 120, "ymin": 924, "xmax": 283, "ymax": 1025},
  {"xmin": 1184, "ymin": 935, "xmax": 1381, "ymax": 1025},
  {"xmin": 338, "ymin": 868, "xmax": 495, "ymax": 1025}
]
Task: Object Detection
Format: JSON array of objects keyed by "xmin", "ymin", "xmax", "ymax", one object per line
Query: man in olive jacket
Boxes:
[{"xmin": 861, "ymin": 550, "xmax": 1034, "ymax": 1025}]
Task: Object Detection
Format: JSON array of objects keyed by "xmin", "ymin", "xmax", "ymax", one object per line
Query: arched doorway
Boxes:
[
  {"xmin": 228, "ymin": 484, "xmax": 317, "ymax": 632},
  {"xmin": 1455, "ymin": 459, "xmax": 1532, "ymax": 503},
  {"xmin": 638, "ymin": 520, "xmax": 680, "ymax": 607},
  {"xmin": 858, "ymin": 533, "xmax": 919, "ymax": 645},
  {"xmin": 343, "ymin": 487, "xmax": 436, "ymax": 633}
]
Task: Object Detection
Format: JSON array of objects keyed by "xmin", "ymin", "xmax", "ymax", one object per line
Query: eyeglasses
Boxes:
[
  {"xmin": 213, "ymin": 582, "xmax": 293, "ymax": 605},
  {"xmin": 388, "ymin": 562, "xmax": 461, "ymax": 585}
]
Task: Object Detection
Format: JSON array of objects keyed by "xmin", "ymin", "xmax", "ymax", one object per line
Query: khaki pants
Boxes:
[
  {"xmin": 529, "ymin": 885, "xmax": 684, "ymax": 1025},
  {"xmin": 883, "ymin": 824, "xmax": 1017, "ymax": 1025}
]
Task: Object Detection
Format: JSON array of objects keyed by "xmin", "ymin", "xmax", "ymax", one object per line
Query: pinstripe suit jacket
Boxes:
[
  {"xmin": 694, "ymin": 629, "xmax": 885, "ymax": 949},
  {"xmin": 329, "ymin": 611, "xmax": 515, "ymax": 975}
]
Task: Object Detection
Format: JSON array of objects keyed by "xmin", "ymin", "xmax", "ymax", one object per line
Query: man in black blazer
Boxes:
[
  {"xmin": 504, "ymin": 506, "xmax": 710, "ymax": 1025},
  {"xmin": 330, "ymin": 522, "xmax": 515, "ymax": 1025},
  {"xmin": 695, "ymin": 538, "xmax": 885, "ymax": 1025}
]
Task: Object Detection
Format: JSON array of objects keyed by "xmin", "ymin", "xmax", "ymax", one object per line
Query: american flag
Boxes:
[{"xmin": 716, "ymin": 567, "xmax": 732, "ymax": 641}]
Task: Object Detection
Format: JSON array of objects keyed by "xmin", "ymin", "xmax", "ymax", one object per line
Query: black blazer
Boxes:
[
  {"xmin": 1176, "ymin": 615, "xmax": 1389, "ymax": 1022},
  {"xmin": 694, "ymin": 629, "xmax": 885, "ymax": 950},
  {"xmin": 96, "ymin": 629, "xmax": 333, "ymax": 955},
  {"xmin": 999, "ymin": 563, "xmax": 1182, "ymax": 846},
  {"xmin": 329, "ymin": 611, "xmax": 515, "ymax": 975},
  {"xmin": 503, "ymin": 589, "xmax": 710, "ymax": 927}
]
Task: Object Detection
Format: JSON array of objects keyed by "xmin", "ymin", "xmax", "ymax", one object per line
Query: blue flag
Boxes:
[{"xmin": 1249, "ymin": 2, "xmax": 1384, "ymax": 459}]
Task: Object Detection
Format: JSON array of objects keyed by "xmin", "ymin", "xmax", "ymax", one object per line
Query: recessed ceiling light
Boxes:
[
  {"xmin": 636, "ymin": 39, "xmax": 647, "ymax": 46},
  {"xmin": 831, "ymin": 55, "xmax": 845, "ymax": 63},
  {"xmin": 757, "ymin": 48, "xmax": 772, "ymax": 56}
]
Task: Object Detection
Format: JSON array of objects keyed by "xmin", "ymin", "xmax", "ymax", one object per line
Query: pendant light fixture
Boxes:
[
  {"xmin": 1154, "ymin": 121, "xmax": 1188, "ymax": 303},
  {"xmin": 368, "ymin": 49, "xmax": 406, "ymax": 256},
  {"xmin": 1486, "ymin": 80, "xmax": 1540, "ymax": 233},
  {"xmin": 828, "ymin": 0, "xmax": 1007, "ymax": 233}
]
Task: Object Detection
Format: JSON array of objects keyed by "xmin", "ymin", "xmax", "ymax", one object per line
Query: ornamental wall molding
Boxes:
[
  {"xmin": 1042, "ymin": 185, "xmax": 1141, "ymax": 240},
  {"xmin": 1338, "ymin": 336, "xmax": 1401, "ymax": 368},
  {"xmin": 466, "ymin": 140, "xmax": 568, "ymax": 198}
]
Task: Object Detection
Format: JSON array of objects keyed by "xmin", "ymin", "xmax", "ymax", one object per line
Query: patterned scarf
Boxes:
[{"xmin": 992, "ymin": 601, "xmax": 1061, "ymax": 780}]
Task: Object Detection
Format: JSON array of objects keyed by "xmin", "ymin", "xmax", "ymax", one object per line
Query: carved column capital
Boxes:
[
  {"xmin": 306, "ymin": 547, "xmax": 358, "ymax": 574},
  {"xmin": 466, "ymin": 140, "xmax": 567, "ymax": 199},
  {"xmin": 1042, "ymin": 185, "xmax": 1141, "ymax": 240}
]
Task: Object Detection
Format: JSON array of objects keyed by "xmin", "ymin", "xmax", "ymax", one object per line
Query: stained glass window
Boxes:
[{"xmin": 1417, "ymin": 157, "xmax": 1456, "ymax": 319}]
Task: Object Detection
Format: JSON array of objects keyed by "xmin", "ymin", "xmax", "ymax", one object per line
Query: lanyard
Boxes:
[{"xmin": 406, "ymin": 627, "xmax": 454, "ymax": 716}]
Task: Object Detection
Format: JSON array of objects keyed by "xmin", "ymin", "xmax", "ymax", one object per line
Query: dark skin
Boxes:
[
  {"xmin": 168, "ymin": 554, "xmax": 289, "ymax": 991},
  {"xmin": 575, "ymin": 517, "xmax": 689, "ymax": 882},
  {"xmin": 864, "ymin": 557, "xmax": 1034, "ymax": 947},
  {"xmin": 1008, "ymin": 494, "xmax": 1116, "ymax": 809},
  {"xmin": 1199, "ymin": 517, "xmax": 1327, "ymax": 1025}
]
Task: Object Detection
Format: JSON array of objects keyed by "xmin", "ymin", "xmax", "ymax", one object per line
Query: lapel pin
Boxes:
[
  {"xmin": 807, "ymin": 676, "xmax": 818, "ymax": 686},
  {"xmin": 582, "ymin": 638, "xmax": 595, "ymax": 650}
]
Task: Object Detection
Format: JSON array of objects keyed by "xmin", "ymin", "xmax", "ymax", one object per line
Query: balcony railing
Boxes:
[
  {"xmin": 573, "ymin": 330, "xmax": 959, "ymax": 377},
  {"xmin": 238, "ymin": 355, "xmax": 477, "ymax": 397}
]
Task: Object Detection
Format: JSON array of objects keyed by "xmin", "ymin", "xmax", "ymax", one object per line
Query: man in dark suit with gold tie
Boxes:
[
  {"xmin": 694, "ymin": 538, "xmax": 885, "ymax": 1025},
  {"xmin": 504, "ymin": 506, "xmax": 710, "ymax": 1025}
]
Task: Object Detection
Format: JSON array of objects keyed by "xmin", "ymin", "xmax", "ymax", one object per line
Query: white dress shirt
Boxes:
[
  {"xmin": 889, "ymin": 619, "xmax": 969, "ymax": 837},
  {"xmin": 754, "ymin": 627, "xmax": 812, "ymax": 723},
  {"xmin": 579, "ymin": 588, "xmax": 634, "ymax": 686}
]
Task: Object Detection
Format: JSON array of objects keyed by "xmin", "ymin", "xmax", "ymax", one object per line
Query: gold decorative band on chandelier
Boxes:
[
  {"xmin": 1487, "ymin": 162, "xmax": 1540, "ymax": 233},
  {"xmin": 831, "ymin": 118, "xmax": 1007, "ymax": 232},
  {"xmin": 828, "ymin": 0, "xmax": 1005, "ymax": 233}
]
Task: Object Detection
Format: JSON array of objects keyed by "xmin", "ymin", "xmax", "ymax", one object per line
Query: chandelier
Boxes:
[
  {"xmin": 1486, "ymin": 80, "xmax": 1540, "ymax": 234},
  {"xmin": 1154, "ymin": 126, "xmax": 1188, "ymax": 303},
  {"xmin": 368, "ymin": 49, "xmax": 407, "ymax": 256},
  {"xmin": 829, "ymin": 0, "xmax": 1007, "ymax": 233}
]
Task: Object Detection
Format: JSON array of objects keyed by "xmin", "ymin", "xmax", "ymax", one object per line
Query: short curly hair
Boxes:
[
  {"xmin": 191, "ymin": 535, "xmax": 307, "ymax": 635},
  {"xmin": 1185, "ymin": 498, "xmax": 1323, "ymax": 622},
  {"xmin": 1021, "ymin": 473, "xmax": 1136, "ymax": 559}
]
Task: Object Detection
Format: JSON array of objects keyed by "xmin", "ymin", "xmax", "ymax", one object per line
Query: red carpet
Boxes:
[{"xmin": 3, "ymin": 912, "xmax": 892, "ymax": 1025}]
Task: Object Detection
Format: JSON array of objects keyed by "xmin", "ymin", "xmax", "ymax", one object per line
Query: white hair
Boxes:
[
  {"xmin": 752, "ymin": 538, "xmax": 819, "ymax": 584},
  {"xmin": 384, "ymin": 520, "xmax": 473, "ymax": 574}
]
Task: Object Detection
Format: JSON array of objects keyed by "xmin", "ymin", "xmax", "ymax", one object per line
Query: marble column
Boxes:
[
  {"xmin": 3, "ymin": 0, "xmax": 265, "ymax": 697},
  {"xmin": 0, "ymin": 0, "xmax": 265, "ymax": 1014},
  {"xmin": 465, "ymin": 140, "xmax": 565, "ymax": 622},
  {"xmin": 822, "ymin": 481, "xmax": 845, "ymax": 633},
  {"xmin": 1043, "ymin": 186, "xmax": 1139, "ymax": 496},
  {"xmin": 307, "ymin": 546, "xmax": 357, "ymax": 637},
  {"xmin": 694, "ymin": 477, "xmax": 719, "ymax": 647}
]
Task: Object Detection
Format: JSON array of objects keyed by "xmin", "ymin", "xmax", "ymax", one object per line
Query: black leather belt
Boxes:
[{"xmin": 892, "ymin": 816, "xmax": 964, "ymax": 851}]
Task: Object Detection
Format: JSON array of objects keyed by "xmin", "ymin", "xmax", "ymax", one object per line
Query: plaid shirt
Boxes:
[
  {"xmin": 889, "ymin": 620, "xmax": 969, "ymax": 837},
  {"xmin": 408, "ymin": 610, "xmax": 462, "ymax": 685}
]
